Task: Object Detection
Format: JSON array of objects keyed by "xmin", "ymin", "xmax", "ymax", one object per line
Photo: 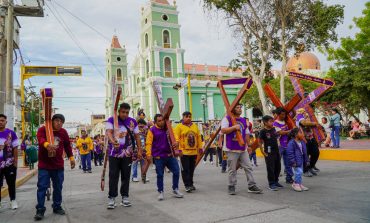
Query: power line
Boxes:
[
  {"xmin": 52, "ymin": 0, "xmax": 111, "ymax": 42},
  {"xmin": 45, "ymin": 2, "xmax": 105, "ymax": 80}
]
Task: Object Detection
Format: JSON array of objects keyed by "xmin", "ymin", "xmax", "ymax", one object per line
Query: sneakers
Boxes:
[
  {"xmin": 303, "ymin": 171, "xmax": 313, "ymax": 177},
  {"xmin": 300, "ymin": 184, "xmax": 309, "ymax": 191},
  {"xmin": 132, "ymin": 177, "xmax": 139, "ymax": 182},
  {"xmin": 308, "ymin": 169, "xmax": 318, "ymax": 176},
  {"xmin": 88, "ymin": 170, "xmax": 92, "ymax": 173},
  {"xmin": 185, "ymin": 187, "xmax": 192, "ymax": 193},
  {"xmin": 248, "ymin": 185, "xmax": 263, "ymax": 194},
  {"xmin": 158, "ymin": 192, "xmax": 164, "ymax": 201},
  {"xmin": 312, "ymin": 167, "xmax": 320, "ymax": 172},
  {"xmin": 34, "ymin": 209, "xmax": 45, "ymax": 221},
  {"xmin": 292, "ymin": 183, "xmax": 302, "ymax": 192},
  {"xmin": 210, "ymin": 161, "xmax": 214, "ymax": 165},
  {"xmin": 107, "ymin": 198, "xmax": 116, "ymax": 209},
  {"xmin": 275, "ymin": 182, "xmax": 284, "ymax": 188},
  {"xmin": 190, "ymin": 185, "xmax": 196, "ymax": 191},
  {"xmin": 11, "ymin": 200, "xmax": 18, "ymax": 210},
  {"xmin": 203, "ymin": 161, "xmax": 207, "ymax": 164},
  {"xmin": 221, "ymin": 169, "xmax": 226, "ymax": 173},
  {"xmin": 53, "ymin": 207, "xmax": 66, "ymax": 215},
  {"xmin": 83, "ymin": 170, "xmax": 87, "ymax": 173},
  {"xmin": 268, "ymin": 184, "xmax": 279, "ymax": 191},
  {"xmin": 173, "ymin": 189, "xmax": 184, "ymax": 198},
  {"xmin": 120, "ymin": 196, "xmax": 132, "ymax": 207},
  {"xmin": 228, "ymin": 185, "xmax": 236, "ymax": 195}
]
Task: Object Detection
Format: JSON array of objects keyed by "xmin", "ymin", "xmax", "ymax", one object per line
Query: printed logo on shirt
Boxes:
[{"xmin": 186, "ymin": 131, "xmax": 196, "ymax": 149}]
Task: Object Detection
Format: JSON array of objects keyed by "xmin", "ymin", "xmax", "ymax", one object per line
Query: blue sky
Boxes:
[{"xmin": 13, "ymin": 0, "xmax": 368, "ymax": 124}]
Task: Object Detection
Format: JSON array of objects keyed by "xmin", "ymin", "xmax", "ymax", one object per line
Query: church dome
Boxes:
[{"xmin": 286, "ymin": 52, "xmax": 321, "ymax": 72}]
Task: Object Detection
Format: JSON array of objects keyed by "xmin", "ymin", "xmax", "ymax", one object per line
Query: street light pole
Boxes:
[{"xmin": 201, "ymin": 95, "xmax": 206, "ymax": 123}]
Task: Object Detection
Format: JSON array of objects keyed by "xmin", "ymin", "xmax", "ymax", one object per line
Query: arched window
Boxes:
[
  {"xmin": 164, "ymin": 57, "xmax": 172, "ymax": 77},
  {"xmin": 137, "ymin": 77, "xmax": 140, "ymax": 84},
  {"xmin": 146, "ymin": 59, "xmax": 150, "ymax": 75},
  {"xmin": 163, "ymin": 30, "xmax": 170, "ymax": 48},
  {"xmin": 117, "ymin": 68, "xmax": 122, "ymax": 81},
  {"xmin": 145, "ymin": 33, "xmax": 149, "ymax": 48}
]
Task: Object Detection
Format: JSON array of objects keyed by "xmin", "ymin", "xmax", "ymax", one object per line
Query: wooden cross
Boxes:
[
  {"xmin": 101, "ymin": 78, "xmax": 122, "ymax": 191},
  {"xmin": 196, "ymin": 77, "xmax": 254, "ymax": 166},
  {"xmin": 40, "ymin": 88, "xmax": 56, "ymax": 158},
  {"xmin": 288, "ymin": 71, "xmax": 335, "ymax": 142},
  {"xmin": 264, "ymin": 83, "xmax": 302, "ymax": 129}
]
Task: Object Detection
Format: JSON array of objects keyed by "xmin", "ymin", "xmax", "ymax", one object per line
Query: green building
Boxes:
[{"xmin": 105, "ymin": 0, "xmax": 244, "ymax": 121}]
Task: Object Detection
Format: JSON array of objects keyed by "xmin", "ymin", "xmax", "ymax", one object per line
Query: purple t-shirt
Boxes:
[
  {"xmin": 106, "ymin": 116, "xmax": 139, "ymax": 158},
  {"xmin": 94, "ymin": 140, "xmax": 103, "ymax": 154},
  {"xmin": 273, "ymin": 120, "xmax": 289, "ymax": 148},
  {"xmin": 0, "ymin": 129, "xmax": 19, "ymax": 169}
]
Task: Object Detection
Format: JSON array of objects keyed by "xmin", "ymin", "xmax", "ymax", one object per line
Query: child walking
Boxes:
[
  {"xmin": 259, "ymin": 115, "xmax": 282, "ymax": 191},
  {"xmin": 287, "ymin": 128, "xmax": 309, "ymax": 192}
]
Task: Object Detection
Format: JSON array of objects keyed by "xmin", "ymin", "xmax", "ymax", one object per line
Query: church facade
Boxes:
[{"xmin": 105, "ymin": 0, "xmax": 244, "ymax": 121}]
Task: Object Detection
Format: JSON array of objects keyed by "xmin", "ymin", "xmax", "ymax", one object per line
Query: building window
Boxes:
[
  {"xmin": 146, "ymin": 59, "xmax": 150, "ymax": 75},
  {"xmin": 117, "ymin": 57, "xmax": 121, "ymax": 62},
  {"xmin": 137, "ymin": 77, "xmax": 140, "ymax": 84},
  {"xmin": 164, "ymin": 57, "xmax": 172, "ymax": 77},
  {"xmin": 162, "ymin": 14, "xmax": 168, "ymax": 21},
  {"xmin": 145, "ymin": 33, "xmax": 149, "ymax": 48},
  {"xmin": 163, "ymin": 30, "xmax": 170, "ymax": 48},
  {"xmin": 145, "ymin": 18, "xmax": 148, "ymax": 24},
  {"xmin": 117, "ymin": 68, "xmax": 122, "ymax": 81}
]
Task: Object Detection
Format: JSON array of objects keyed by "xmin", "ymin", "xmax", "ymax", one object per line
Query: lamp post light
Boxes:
[{"xmin": 200, "ymin": 95, "xmax": 206, "ymax": 123}]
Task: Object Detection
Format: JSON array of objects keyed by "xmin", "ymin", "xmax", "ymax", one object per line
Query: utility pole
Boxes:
[
  {"xmin": 0, "ymin": 0, "xmax": 8, "ymax": 115},
  {"xmin": 4, "ymin": 0, "xmax": 14, "ymax": 126}
]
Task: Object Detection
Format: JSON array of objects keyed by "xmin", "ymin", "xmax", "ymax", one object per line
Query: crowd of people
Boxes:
[{"xmin": 0, "ymin": 102, "xmax": 368, "ymax": 221}]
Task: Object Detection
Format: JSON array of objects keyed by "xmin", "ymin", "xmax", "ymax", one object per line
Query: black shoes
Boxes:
[
  {"xmin": 34, "ymin": 209, "xmax": 45, "ymax": 221},
  {"xmin": 53, "ymin": 207, "xmax": 66, "ymax": 215},
  {"xmin": 248, "ymin": 185, "xmax": 263, "ymax": 194},
  {"xmin": 228, "ymin": 185, "xmax": 236, "ymax": 195}
]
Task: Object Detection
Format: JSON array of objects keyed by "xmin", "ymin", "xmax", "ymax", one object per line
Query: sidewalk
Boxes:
[{"xmin": 1, "ymin": 157, "xmax": 37, "ymax": 199}]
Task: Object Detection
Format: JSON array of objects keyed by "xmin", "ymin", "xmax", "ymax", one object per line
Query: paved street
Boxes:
[{"xmin": 1, "ymin": 160, "xmax": 369, "ymax": 223}]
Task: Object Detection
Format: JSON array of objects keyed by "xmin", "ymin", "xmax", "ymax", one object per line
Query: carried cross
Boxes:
[
  {"xmin": 40, "ymin": 88, "xmax": 55, "ymax": 153},
  {"xmin": 196, "ymin": 77, "xmax": 254, "ymax": 166},
  {"xmin": 264, "ymin": 84, "xmax": 302, "ymax": 129},
  {"xmin": 101, "ymin": 77, "xmax": 122, "ymax": 191},
  {"xmin": 288, "ymin": 71, "xmax": 335, "ymax": 142}
]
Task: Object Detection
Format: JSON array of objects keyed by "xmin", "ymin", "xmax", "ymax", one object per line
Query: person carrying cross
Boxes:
[{"xmin": 220, "ymin": 104, "xmax": 263, "ymax": 195}]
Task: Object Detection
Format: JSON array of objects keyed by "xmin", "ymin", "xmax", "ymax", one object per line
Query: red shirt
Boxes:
[{"xmin": 37, "ymin": 126, "xmax": 73, "ymax": 170}]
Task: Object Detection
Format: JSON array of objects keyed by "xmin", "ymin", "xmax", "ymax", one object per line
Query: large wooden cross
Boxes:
[
  {"xmin": 264, "ymin": 84, "xmax": 302, "ymax": 129},
  {"xmin": 288, "ymin": 71, "xmax": 335, "ymax": 142},
  {"xmin": 40, "ymin": 88, "xmax": 55, "ymax": 157},
  {"xmin": 101, "ymin": 78, "xmax": 122, "ymax": 191},
  {"xmin": 196, "ymin": 77, "xmax": 254, "ymax": 166}
]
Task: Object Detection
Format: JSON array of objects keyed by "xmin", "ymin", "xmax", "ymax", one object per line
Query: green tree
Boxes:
[
  {"xmin": 202, "ymin": 0, "xmax": 343, "ymax": 113},
  {"xmin": 323, "ymin": 2, "xmax": 370, "ymax": 117}
]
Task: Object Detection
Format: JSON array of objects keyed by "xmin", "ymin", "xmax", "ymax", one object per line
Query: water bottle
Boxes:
[{"xmin": 268, "ymin": 146, "xmax": 271, "ymax": 154}]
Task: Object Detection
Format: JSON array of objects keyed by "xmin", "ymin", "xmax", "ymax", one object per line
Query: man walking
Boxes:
[
  {"xmin": 106, "ymin": 103, "xmax": 143, "ymax": 209},
  {"xmin": 220, "ymin": 104, "xmax": 262, "ymax": 195},
  {"xmin": 34, "ymin": 114, "xmax": 75, "ymax": 221},
  {"xmin": 0, "ymin": 114, "xmax": 19, "ymax": 210}
]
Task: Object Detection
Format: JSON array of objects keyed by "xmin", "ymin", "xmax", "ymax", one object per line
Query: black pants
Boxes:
[
  {"xmin": 0, "ymin": 165, "xmax": 17, "ymax": 202},
  {"xmin": 264, "ymin": 152, "xmax": 281, "ymax": 185},
  {"xmin": 94, "ymin": 153, "xmax": 103, "ymax": 166},
  {"xmin": 108, "ymin": 156, "xmax": 132, "ymax": 198},
  {"xmin": 180, "ymin": 155, "xmax": 197, "ymax": 187},
  {"xmin": 305, "ymin": 138, "xmax": 320, "ymax": 172},
  {"xmin": 203, "ymin": 148, "xmax": 215, "ymax": 162}
]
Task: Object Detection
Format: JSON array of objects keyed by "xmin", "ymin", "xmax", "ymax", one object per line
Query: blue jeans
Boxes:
[
  {"xmin": 293, "ymin": 166, "xmax": 303, "ymax": 184},
  {"xmin": 249, "ymin": 152, "xmax": 257, "ymax": 165},
  {"xmin": 81, "ymin": 153, "xmax": 92, "ymax": 171},
  {"xmin": 132, "ymin": 159, "xmax": 144, "ymax": 178},
  {"xmin": 331, "ymin": 126, "xmax": 341, "ymax": 147},
  {"xmin": 36, "ymin": 169, "xmax": 64, "ymax": 211},
  {"xmin": 280, "ymin": 147, "xmax": 293, "ymax": 181},
  {"xmin": 154, "ymin": 157, "xmax": 180, "ymax": 192}
]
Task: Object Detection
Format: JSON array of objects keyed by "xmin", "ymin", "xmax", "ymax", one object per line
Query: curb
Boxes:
[
  {"xmin": 1, "ymin": 168, "xmax": 38, "ymax": 198},
  {"xmin": 256, "ymin": 149, "xmax": 370, "ymax": 162}
]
